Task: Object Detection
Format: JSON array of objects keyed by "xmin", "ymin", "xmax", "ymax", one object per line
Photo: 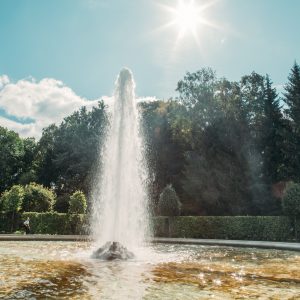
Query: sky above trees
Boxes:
[{"xmin": 0, "ymin": 0, "xmax": 299, "ymax": 138}]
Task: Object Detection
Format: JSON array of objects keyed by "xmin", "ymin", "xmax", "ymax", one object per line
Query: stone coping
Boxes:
[
  {"xmin": 153, "ymin": 237, "xmax": 300, "ymax": 252},
  {"xmin": 0, "ymin": 235, "xmax": 300, "ymax": 251}
]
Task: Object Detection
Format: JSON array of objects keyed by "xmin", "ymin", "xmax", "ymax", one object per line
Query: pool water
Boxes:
[{"xmin": 0, "ymin": 241, "xmax": 299, "ymax": 299}]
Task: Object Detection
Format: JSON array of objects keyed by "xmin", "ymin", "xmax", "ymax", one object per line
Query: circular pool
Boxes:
[{"xmin": 0, "ymin": 241, "xmax": 299, "ymax": 299}]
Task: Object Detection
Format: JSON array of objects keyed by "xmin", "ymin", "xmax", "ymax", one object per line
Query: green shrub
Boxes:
[
  {"xmin": 69, "ymin": 191, "xmax": 87, "ymax": 214},
  {"xmin": 1, "ymin": 185, "xmax": 24, "ymax": 213},
  {"xmin": 158, "ymin": 185, "xmax": 182, "ymax": 216},
  {"xmin": 282, "ymin": 182, "xmax": 300, "ymax": 217},
  {"xmin": 22, "ymin": 183, "xmax": 56, "ymax": 212},
  {"xmin": 22, "ymin": 212, "xmax": 88, "ymax": 235},
  {"xmin": 153, "ymin": 216, "xmax": 294, "ymax": 241}
]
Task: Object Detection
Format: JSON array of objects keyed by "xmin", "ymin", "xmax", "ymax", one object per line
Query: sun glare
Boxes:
[
  {"xmin": 174, "ymin": 0, "xmax": 201, "ymax": 37},
  {"xmin": 158, "ymin": 0, "xmax": 219, "ymax": 47}
]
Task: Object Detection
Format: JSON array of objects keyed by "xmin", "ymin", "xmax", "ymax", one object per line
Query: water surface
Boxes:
[{"xmin": 0, "ymin": 242, "xmax": 299, "ymax": 299}]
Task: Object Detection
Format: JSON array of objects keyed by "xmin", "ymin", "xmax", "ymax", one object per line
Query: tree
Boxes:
[
  {"xmin": 284, "ymin": 62, "xmax": 300, "ymax": 130},
  {"xmin": 282, "ymin": 182, "xmax": 300, "ymax": 217},
  {"xmin": 176, "ymin": 68, "xmax": 220, "ymax": 134},
  {"xmin": 68, "ymin": 191, "xmax": 87, "ymax": 214},
  {"xmin": 158, "ymin": 185, "xmax": 181, "ymax": 216},
  {"xmin": 282, "ymin": 182, "xmax": 300, "ymax": 239},
  {"xmin": 22, "ymin": 183, "xmax": 56, "ymax": 212},
  {"xmin": 1, "ymin": 185, "xmax": 24, "ymax": 213},
  {"xmin": 283, "ymin": 62, "xmax": 300, "ymax": 181},
  {"xmin": 261, "ymin": 75, "xmax": 285, "ymax": 183},
  {"xmin": 18, "ymin": 138, "xmax": 37, "ymax": 185},
  {"xmin": 37, "ymin": 102, "xmax": 107, "ymax": 195},
  {"xmin": 182, "ymin": 119, "xmax": 252, "ymax": 215},
  {"xmin": 140, "ymin": 100, "xmax": 186, "ymax": 202},
  {"xmin": 35, "ymin": 124, "xmax": 59, "ymax": 187},
  {"xmin": 0, "ymin": 127, "xmax": 25, "ymax": 193},
  {"xmin": 1, "ymin": 185, "xmax": 24, "ymax": 231}
]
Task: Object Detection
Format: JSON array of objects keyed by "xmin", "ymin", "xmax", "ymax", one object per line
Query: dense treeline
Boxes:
[{"xmin": 1, "ymin": 63, "xmax": 300, "ymax": 216}]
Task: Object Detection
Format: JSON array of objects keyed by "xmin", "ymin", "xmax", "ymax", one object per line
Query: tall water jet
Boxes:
[{"xmin": 91, "ymin": 68, "xmax": 150, "ymax": 254}]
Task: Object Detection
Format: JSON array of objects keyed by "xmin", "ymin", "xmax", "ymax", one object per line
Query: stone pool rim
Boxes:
[{"xmin": 0, "ymin": 234, "xmax": 300, "ymax": 252}]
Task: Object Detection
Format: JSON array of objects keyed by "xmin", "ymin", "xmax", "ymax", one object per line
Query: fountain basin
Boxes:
[{"xmin": 1, "ymin": 241, "xmax": 300, "ymax": 299}]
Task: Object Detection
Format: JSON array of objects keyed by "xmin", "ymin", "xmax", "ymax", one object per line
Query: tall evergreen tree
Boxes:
[
  {"xmin": 261, "ymin": 75, "xmax": 285, "ymax": 183},
  {"xmin": 283, "ymin": 62, "xmax": 300, "ymax": 181},
  {"xmin": 284, "ymin": 62, "xmax": 300, "ymax": 129}
]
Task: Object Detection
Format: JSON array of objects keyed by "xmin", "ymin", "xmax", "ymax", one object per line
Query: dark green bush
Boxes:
[
  {"xmin": 68, "ymin": 191, "xmax": 87, "ymax": 214},
  {"xmin": 158, "ymin": 185, "xmax": 182, "ymax": 216},
  {"xmin": 282, "ymin": 182, "xmax": 300, "ymax": 217},
  {"xmin": 1, "ymin": 185, "xmax": 24, "ymax": 213},
  {"xmin": 22, "ymin": 183, "xmax": 56, "ymax": 212}
]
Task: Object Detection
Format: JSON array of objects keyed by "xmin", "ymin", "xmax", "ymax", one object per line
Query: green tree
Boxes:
[
  {"xmin": 1, "ymin": 185, "xmax": 24, "ymax": 213},
  {"xmin": 158, "ymin": 185, "xmax": 181, "ymax": 216},
  {"xmin": 1, "ymin": 185, "xmax": 24, "ymax": 231},
  {"xmin": 22, "ymin": 183, "xmax": 56, "ymax": 212},
  {"xmin": 284, "ymin": 62, "xmax": 300, "ymax": 130},
  {"xmin": 282, "ymin": 182, "xmax": 300, "ymax": 217},
  {"xmin": 176, "ymin": 68, "xmax": 220, "ymax": 136},
  {"xmin": 140, "ymin": 100, "xmax": 186, "ymax": 202},
  {"xmin": 18, "ymin": 138, "xmax": 37, "ymax": 185},
  {"xmin": 182, "ymin": 118, "xmax": 252, "ymax": 215},
  {"xmin": 0, "ymin": 127, "xmax": 25, "ymax": 193},
  {"xmin": 68, "ymin": 191, "xmax": 87, "ymax": 214},
  {"xmin": 35, "ymin": 124, "xmax": 59, "ymax": 187},
  {"xmin": 261, "ymin": 75, "xmax": 286, "ymax": 183},
  {"xmin": 282, "ymin": 182, "xmax": 300, "ymax": 239},
  {"xmin": 283, "ymin": 62, "xmax": 300, "ymax": 181},
  {"xmin": 38, "ymin": 102, "xmax": 107, "ymax": 194}
]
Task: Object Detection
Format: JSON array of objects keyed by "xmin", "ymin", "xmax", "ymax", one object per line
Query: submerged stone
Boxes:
[{"xmin": 92, "ymin": 241, "xmax": 135, "ymax": 260}]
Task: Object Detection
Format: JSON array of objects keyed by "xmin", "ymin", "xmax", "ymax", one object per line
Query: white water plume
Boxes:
[{"xmin": 91, "ymin": 68, "xmax": 150, "ymax": 249}]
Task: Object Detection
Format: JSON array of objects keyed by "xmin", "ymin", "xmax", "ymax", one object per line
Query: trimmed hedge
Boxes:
[
  {"xmin": 153, "ymin": 216, "xmax": 300, "ymax": 242},
  {"xmin": 1, "ymin": 213, "xmax": 300, "ymax": 241},
  {"xmin": 0, "ymin": 212, "xmax": 89, "ymax": 235},
  {"xmin": 22, "ymin": 212, "xmax": 88, "ymax": 235}
]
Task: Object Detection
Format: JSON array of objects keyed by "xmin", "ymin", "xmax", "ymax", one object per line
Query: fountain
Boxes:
[
  {"xmin": 91, "ymin": 68, "xmax": 150, "ymax": 259},
  {"xmin": 1, "ymin": 69, "xmax": 300, "ymax": 299}
]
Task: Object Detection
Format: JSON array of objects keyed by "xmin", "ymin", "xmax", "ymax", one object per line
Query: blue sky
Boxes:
[{"xmin": 0, "ymin": 0, "xmax": 299, "ymax": 137}]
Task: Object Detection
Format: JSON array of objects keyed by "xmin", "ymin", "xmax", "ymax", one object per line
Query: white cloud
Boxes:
[
  {"xmin": 0, "ymin": 75, "xmax": 157, "ymax": 139},
  {"xmin": 0, "ymin": 75, "xmax": 9, "ymax": 89},
  {"xmin": 0, "ymin": 116, "xmax": 37, "ymax": 138},
  {"xmin": 137, "ymin": 96, "xmax": 157, "ymax": 102},
  {"xmin": 0, "ymin": 75, "xmax": 100, "ymax": 139}
]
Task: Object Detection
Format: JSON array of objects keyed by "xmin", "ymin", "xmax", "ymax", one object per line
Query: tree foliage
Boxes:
[
  {"xmin": 282, "ymin": 182, "xmax": 300, "ymax": 217},
  {"xmin": 22, "ymin": 183, "xmax": 56, "ymax": 212},
  {"xmin": 283, "ymin": 62, "xmax": 300, "ymax": 182},
  {"xmin": 68, "ymin": 191, "xmax": 87, "ymax": 214},
  {"xmin": 1, "ymin": 63, "xmax": 300, "ymax": 216},
  {"xmin": 158, "ymin": 185, "xmax": 181, "ymax": 216},
  {"xmin": 1, "ymin": 185, "xmax": 24, "ymax": 213}
]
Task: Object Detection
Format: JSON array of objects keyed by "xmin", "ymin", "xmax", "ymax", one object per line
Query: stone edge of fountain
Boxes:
[{"xmin": 1, "ymin": 235, "xmax": 300, "ymax": 252}]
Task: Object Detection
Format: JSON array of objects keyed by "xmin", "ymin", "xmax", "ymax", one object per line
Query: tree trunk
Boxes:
[{"xmin": 10, "ymin": 211, "xmax": 14, "ymax": 233}]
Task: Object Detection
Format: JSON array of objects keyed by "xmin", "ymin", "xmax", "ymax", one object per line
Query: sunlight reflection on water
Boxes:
[{"xmin": 0, "ymin": 241, "xmax": 300, "ymax": 299}]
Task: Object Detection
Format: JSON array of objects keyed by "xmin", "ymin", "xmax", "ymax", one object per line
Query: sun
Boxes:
[
  {"xmin": 158, "ymin": 0, "xmax": 218, "ymax": 46},
  {"xmin": 173, "ymin": 0, "xmax": 202, "ymax": 38}
]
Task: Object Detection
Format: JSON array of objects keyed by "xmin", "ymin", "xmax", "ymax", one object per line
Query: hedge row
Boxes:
[
  {"xmin": 153, "ymin": 216, "xmax": 300, "ymax": 242},
  {"xmin": 1, "ymin": 213, "xmax": 300, "ymax": 241},
  {"xmin": 0, "ymin": 212, "xmax": 88, "ymax": 235}
]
